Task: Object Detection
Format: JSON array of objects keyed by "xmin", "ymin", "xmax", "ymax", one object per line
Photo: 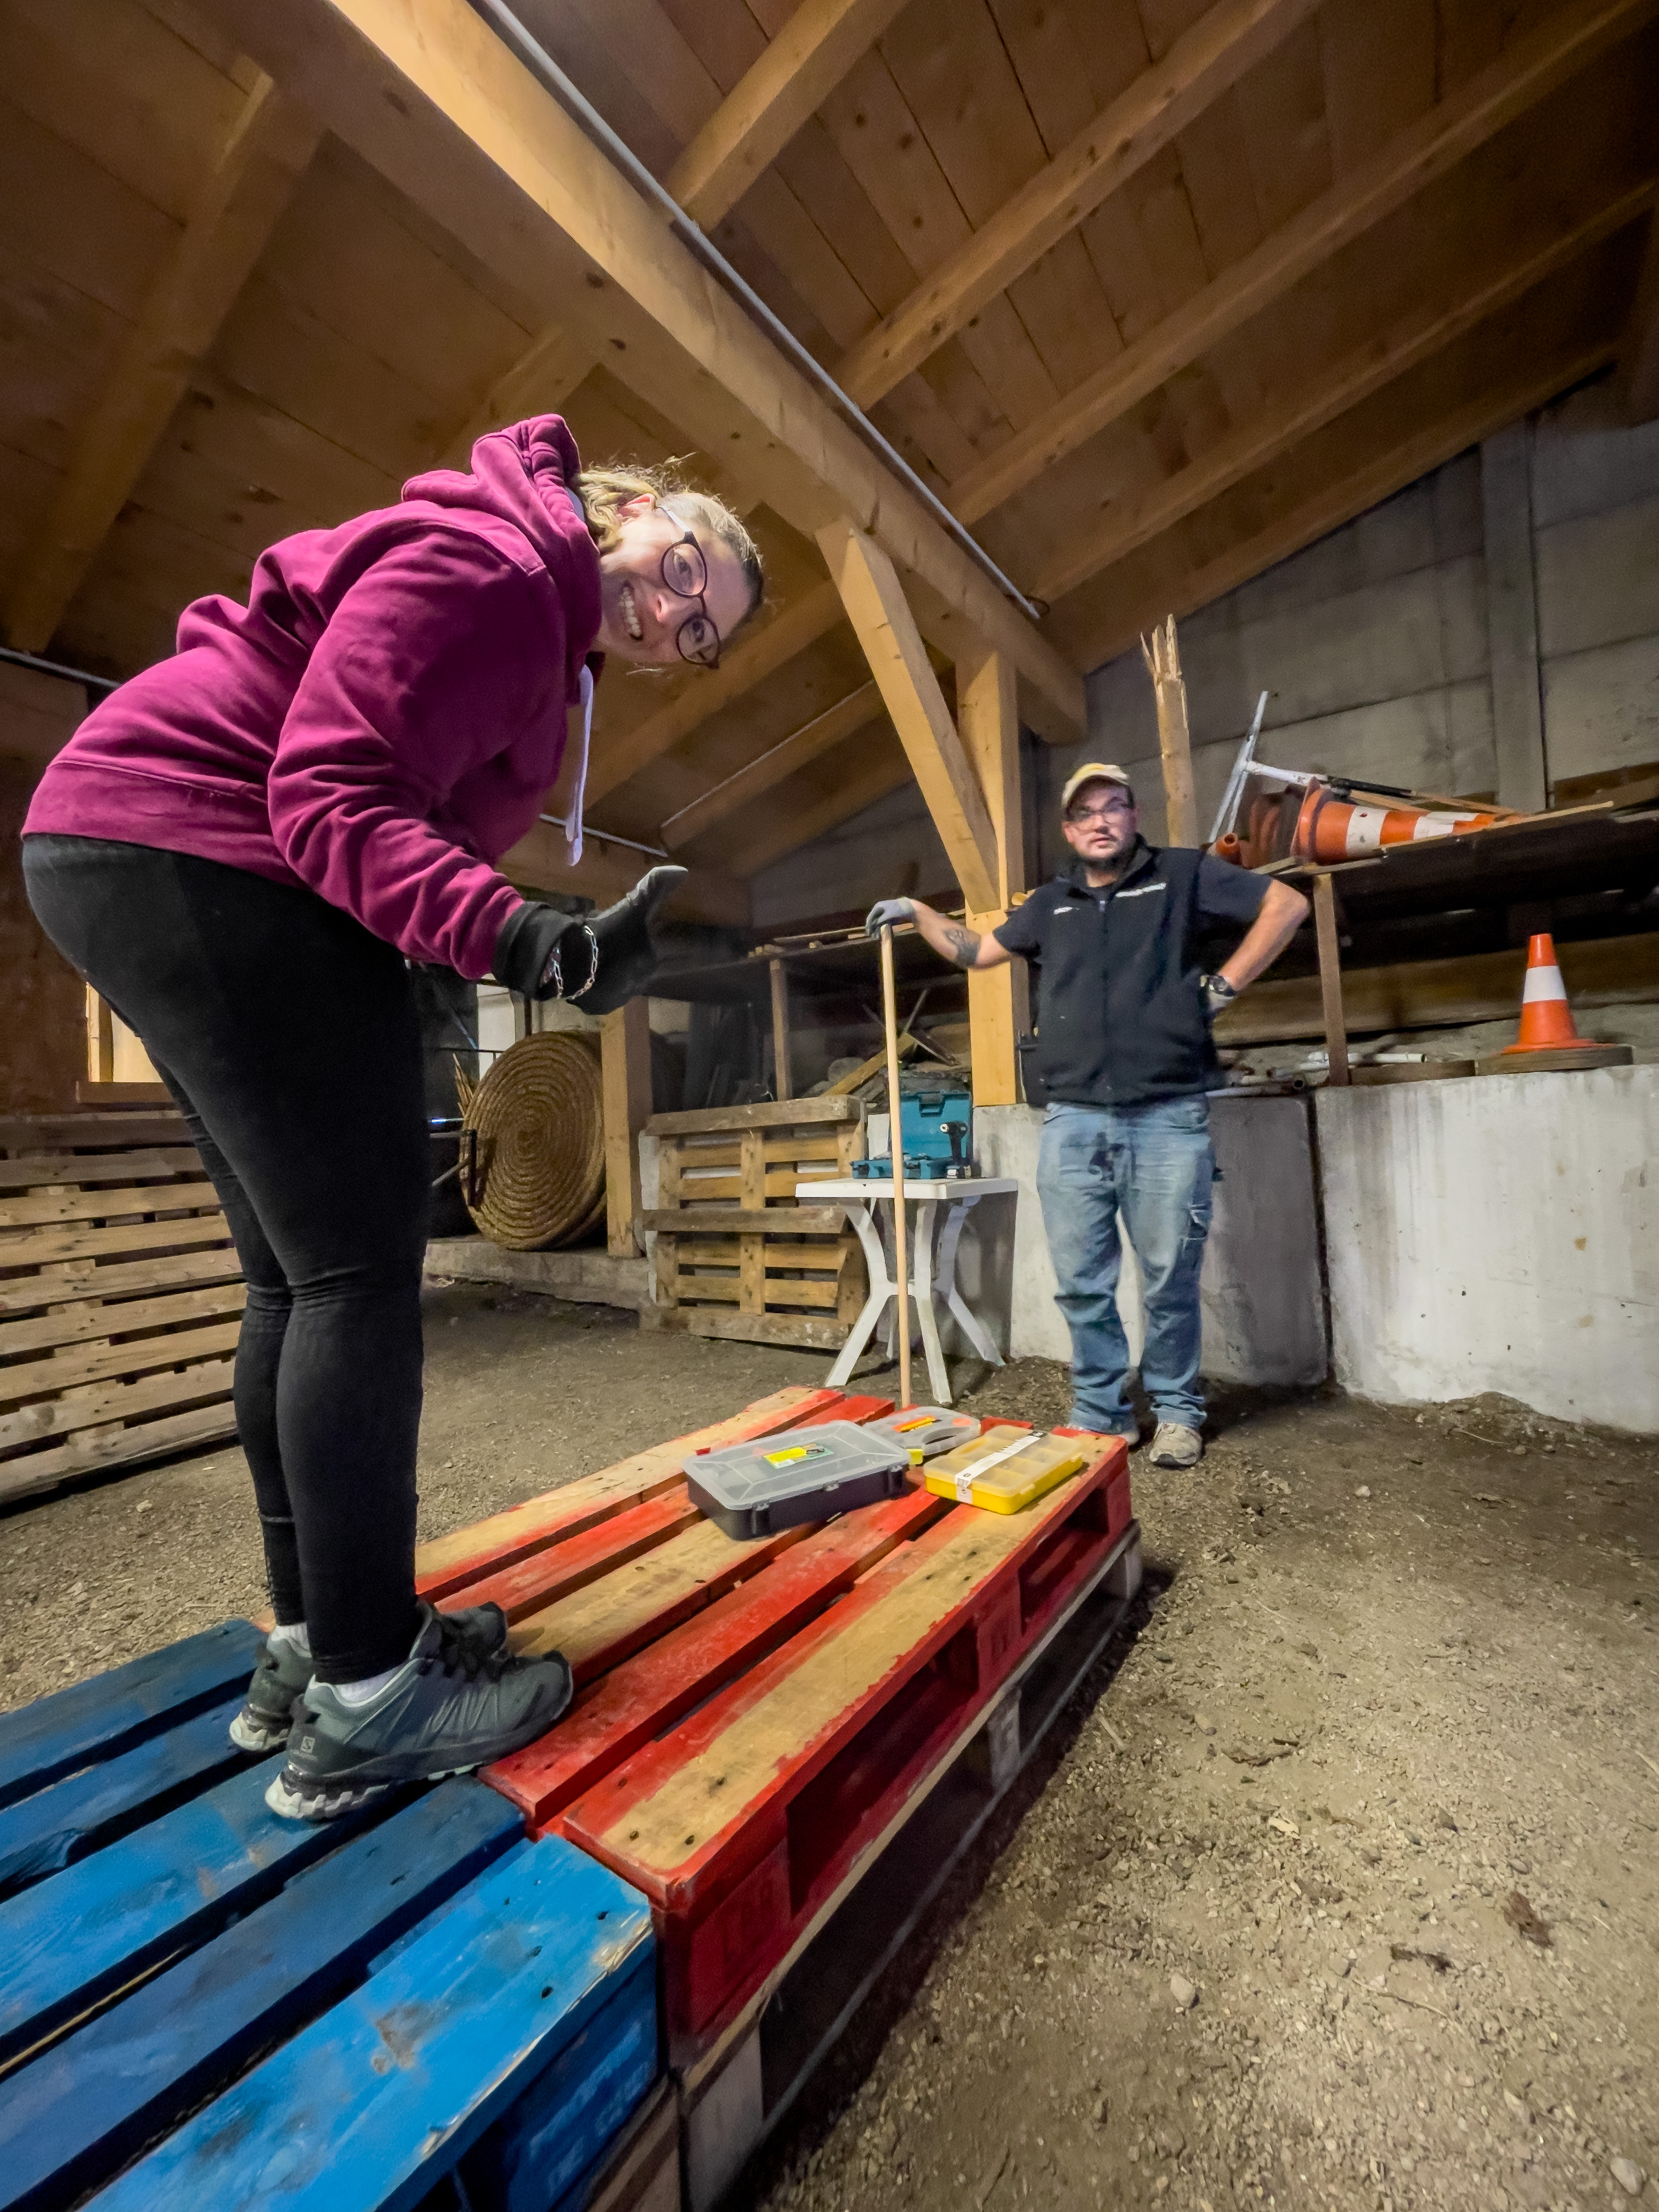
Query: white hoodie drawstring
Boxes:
[{"xmin": 563, "ymin": 663, "xmax": 594, "ymax": 865}]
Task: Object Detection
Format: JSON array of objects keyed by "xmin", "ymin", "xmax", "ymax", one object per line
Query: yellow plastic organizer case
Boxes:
[{"xmin": 923, "ymin": 1425, "xmax": 1089, "ymax": 1514}]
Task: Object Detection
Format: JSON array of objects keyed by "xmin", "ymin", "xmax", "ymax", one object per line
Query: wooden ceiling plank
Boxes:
[
  {"xmin": 1616, "ymin": 209, "xmax": 1659, "ymax": 423},
  {"xmin": 818, "ymin": 515, "xmax": 999, "ymax": 911},
  {"xmin": 1318, "ymin": 0, "xmax": 1437, "ymax": 178},
  {"xmin": 668, "ymin": 0, "xmax": 913, "ymax": 229},
  {"xmin": 662, "ymin": 681, "xmax": 885, "ymax": 851},
  {"xmin": 198, "ymin": 0, "xmax": 1087, "ymax": 733},
  {"xmin": 585, "ymin": 580, "xmax": 847, "ymax": 806},
  {"xmin": 1030, "ymin": 173, "xmax": 1659, "ymax": 603},
  {"xmin": 2, "ymin": 74, "xmax": 319, "ymax": 653},
  {"xmin": 946, "ymin": 0, "xmax": 1659, "ymax": 527},
  {"xmin": 834, "ymin": 0, "xmax": 1320, "ymax": 409},
  {"xmin": 1054, "ymin": 333, "xmax": 1621, "ymax": 674},
  {"xmin": 724, "ymin": 736, "xmax": 912, "ymax": 878},
  {"xmin": 439, "ymin": 325, "xmax": 600, "ymax": 466}
]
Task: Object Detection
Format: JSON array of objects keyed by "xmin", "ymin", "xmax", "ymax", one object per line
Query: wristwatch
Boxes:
[{"xmin": 1201, "ymin": 972, "xmax": 1239, "ymax": 1015}]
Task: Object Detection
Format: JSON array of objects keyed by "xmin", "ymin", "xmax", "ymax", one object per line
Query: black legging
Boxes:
[{"xmin": 24, "ymin": 835, "xmax": 430, "ymax": 1680}]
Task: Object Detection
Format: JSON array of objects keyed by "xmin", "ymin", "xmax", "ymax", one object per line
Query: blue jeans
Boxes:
[{"xmin": 1036, "ymin": 1097, "xmax": 1215, "ymax": 1435}]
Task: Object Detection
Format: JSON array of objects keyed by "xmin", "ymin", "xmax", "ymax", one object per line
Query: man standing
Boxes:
[{"xmin": 866, "ymin": 763, "xmax": 1307, "ymax": 1469}]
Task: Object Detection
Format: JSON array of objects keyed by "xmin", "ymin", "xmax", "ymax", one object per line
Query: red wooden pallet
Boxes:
[{"xmin": 549, "ymin": 1429, "xmax": 1131, "ymax": 2058}]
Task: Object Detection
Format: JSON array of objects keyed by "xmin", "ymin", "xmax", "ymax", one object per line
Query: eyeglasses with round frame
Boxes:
[
  {"xmin": 659, "ymin": 531, "xmax": 722, "ymax": 669},
  {"xmin": 1066, "ymin": 793, "xmax": 1133, "ymax": 824}
]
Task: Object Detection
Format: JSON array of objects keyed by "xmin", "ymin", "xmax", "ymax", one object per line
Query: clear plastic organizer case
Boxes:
[
  {"xmin": 686, "ymin": 1421, "xmax": 912, "ymax": 1539},
  {"xmin": 863, "ymin": 1406, "xmax": 983, "ymax": 1459}
]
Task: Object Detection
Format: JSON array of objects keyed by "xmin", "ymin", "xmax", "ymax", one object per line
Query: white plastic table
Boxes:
[{"xmin": 799, "ymin": 1176, "xmax": 1019, "ymax": 1404}]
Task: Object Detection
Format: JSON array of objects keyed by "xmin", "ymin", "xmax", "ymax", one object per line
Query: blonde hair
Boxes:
[{"xmin": 574, "ymin": 461, "xmax": 764, "ymax": 631}]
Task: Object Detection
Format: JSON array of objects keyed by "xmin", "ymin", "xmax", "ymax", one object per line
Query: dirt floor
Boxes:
[{"xmin": 2, "ymin": 1285, "xmax": 1656, "ymax": 2212}]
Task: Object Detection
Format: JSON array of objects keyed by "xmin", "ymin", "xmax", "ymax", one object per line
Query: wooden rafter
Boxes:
[
  {"xmin": 956, "ymin": 643, "xmax": 1029, "ymax": 1107},
  {"xmin": 585, "ymin": 580, "xmax": 846, "ymax": 808},
  {"xmin": 946, "ymin": 0, "xmax": 1659, "ymax": 529},
  {"xmin": 2, "ymin": 73, "xmax": 319, "ymax": 652},
  {"xmin": 723, "ymin": 740, "xmax": 912, "ymax": 879},
  {"xmin": 1028, "ymin": 173, "xmax": 1659, "ymax": 607},
  {"xmin": 202, "ymin": 0, "xmax": 1087, "ymax": 737},
  {"xmin": 667, "ymin": 0, "xmax": 911, "ymax": 230},
  {"xmin": 819, "ymin": 518, "xmax": 1000, "ymax": 914},
  {"xmin": 1617, "ymin": 209, "xmax": 1659, "ymax": 422},
  {"xmin": 661, "ymin": 680, "xmax": 883, "ymax": 853},
  {"xmin": 1057, "ymin": 333, "xmax": 1621, "ymax": 677},
  {"xmin": 836, "ymin": 0, "xmax": 1319, "ymax": 410},
  {"xmin": 440, "ymin": 321, "xmax": 600, "ymax": 466}
]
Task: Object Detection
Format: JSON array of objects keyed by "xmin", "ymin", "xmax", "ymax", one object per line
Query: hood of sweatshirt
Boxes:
[{"xmin": 402, "ymin": 413, "xmax": 603, "ymax": 706}]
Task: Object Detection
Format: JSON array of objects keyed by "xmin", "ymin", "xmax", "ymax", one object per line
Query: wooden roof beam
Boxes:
[
  {"xmin": 667, "ymin": 0, "xmax": 912, "ymax": 230},
  {"xmin": 2, "ymin": 75, "xmax": 319, "ymax": 653},
  {"xmin": 196, "ymin": 0, "xmax": 1086, "ymax": 740},
  {"xmin": 500, "ymin": 819, "xmax": 752, "ymax": 927},
  {"xmin": 726, "ymin": 743, "xmax": 913, "ymax": 880},
  {"xmin": 836, "ymin": 0, "xmax": 1318, "ymax": 410},
  {"xmin": 819, "ymin": 517, "xmax": 999, "ymax": 913},
  {"xmin": 947, "ymin": 0, "xmax": 1659, "ymax": 528},
  {"xmin": 1063, "ymin": 333, "xmax": 1620, "ymax": 678},
  {"xmin": 661, "ymin": 680, "xmax": 883, "ymax": 853},
  {"xmin": 439, "ymin": 322, "xmax": 599, "ymax": 466},
  {"xmin": 1617, "ymin": 209, "xmax": 1659, "ymax": 422},
  {"xmin": 1030, "ymin": 173, "xmax": 1659, "ymax": 607},
  {"xmin": 585, "ymin": 579, "xmax": 846, "ymax": 808}
]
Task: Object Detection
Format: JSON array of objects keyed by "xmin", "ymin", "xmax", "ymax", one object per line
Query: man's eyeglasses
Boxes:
[
  {"xmin": 1067, "ymin": 799, "xmax": 1132, "ymax": 825},
  {"xmin": 661, "ymin": 532, "xmax": 721, "ymax": 669}
]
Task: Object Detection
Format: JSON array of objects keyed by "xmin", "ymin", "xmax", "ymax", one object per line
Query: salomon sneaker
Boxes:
[
  {"xmin": 265, "ymin": 1602, "xmax": 571, "ymax": 1821},
  {"xmin": 233, "ymin": 1602, "xmax": 511, "ymax": 1758}
]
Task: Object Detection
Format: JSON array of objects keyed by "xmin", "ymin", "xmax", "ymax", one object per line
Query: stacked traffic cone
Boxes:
[
  {"xmin": 1502, "ymin": 933, "xmax": 1582, "ymax": 1054},
  {"xmin": 1482, "ymin": 933, "xmax": 1632, "ymax": 1074}
]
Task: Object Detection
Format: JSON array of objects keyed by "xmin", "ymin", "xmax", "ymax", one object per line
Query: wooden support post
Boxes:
[
  {"xmin": 86, "ymin": 988, "xmax": 115, "ymax": 1087},
  {"xmin": 769, "ymin": 960, "xmax": 792, "ymax": 1103},
  {"xmin": 1311, "ymin": 874, "xmax": 1350, "ymax": 1087},
  {"xmin": 1481, "ymin": 422, "xmax": 1549, "ymax": 815},
  {"xmin": 1141, "ymin": 617, "xmax": 1199, "ymax": 847},
  {"xmin": 601, "ymin": 1001, "xmax": 653, "ymax": 1256},
  {"xmin": 956, "ymin": 641, "xmax": 1030, "ymax": 1107}
]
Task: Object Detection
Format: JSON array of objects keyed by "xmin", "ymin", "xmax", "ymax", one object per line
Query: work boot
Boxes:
[
  {"xmin": 232, "ymin": 1603, "xmax": 512, "ymax": 1755},
  {"xmin": 1148, "ymin": 1421, "xmax": 1204, "ymax": 1470},
  {"xmin": 262, "ymin": 1604, "xmax": 558, "ymax": 1818}
]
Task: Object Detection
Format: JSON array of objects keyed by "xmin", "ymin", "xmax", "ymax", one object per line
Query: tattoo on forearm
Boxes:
[{"xmin": 943, "ymin": 924, "xmax": 981, "ymax": 969}]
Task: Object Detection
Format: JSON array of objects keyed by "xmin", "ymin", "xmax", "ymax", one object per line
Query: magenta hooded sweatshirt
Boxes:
[{"xmin": 24, "ymin": 415, "xmax": 602, "ymax": 980}]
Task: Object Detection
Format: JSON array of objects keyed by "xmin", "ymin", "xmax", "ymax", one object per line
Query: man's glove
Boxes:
[
  {"xmin": 864, "ymin": 897, "xmax": 916, "ymax": 938},
  {"xmin": 493, "ymin": 866, "xmax": 687, "ymax": 1009},
  {"xmin": 1201, "ymin": 970, "xmax": 1240, "ymax": 1018}
]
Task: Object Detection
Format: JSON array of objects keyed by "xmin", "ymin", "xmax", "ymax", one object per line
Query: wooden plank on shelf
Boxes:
[
  {"xmin": 0, "ymin": 1401, "xmax": 240, "ymax": 1507},
  {"xmin": 647, "ymin": 1098, "xmax": 862, "ymax": 1136},
  {"xmin": 0, "ymin": 1320, "xmax": 244, "ymax": 1410},
  {"xmin": 836, "ymin": 0, "xmax": 1319, "ymax": 407},
  {"xmin": 640, "ymin": 1206, "xmax": 846, "ymax": 1233},
  {"xmin": 0, "ymin": 1283, "xmax": 249, "ymax": 1363},
  {"xmin": 0, "ymin": 1249, "xmax": 245, "ymax": 1321},
  {"xmin": 667, "ymin": 0, "xmax": 912, "ymax": 228},
  {"xmin": 946, "ymin": 0, "xmax": 1659, "ymax": 526},
  {"xmin": 0, "ymin": 1150, "xmax": 203, "ymax": 1194}
]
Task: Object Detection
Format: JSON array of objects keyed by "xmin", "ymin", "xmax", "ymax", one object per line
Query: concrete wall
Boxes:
[
  {"xmin": 1317, "ymin": 1065, "xmax": 1659, "ymax": 1433},
  {"xmin": 1050, "ymin": 375, "xmax": 1659, "ymax": 857}
]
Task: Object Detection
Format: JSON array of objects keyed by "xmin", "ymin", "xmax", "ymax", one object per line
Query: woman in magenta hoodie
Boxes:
[{"xmin": 22, "ymin": 415, "xmax": 762, "ymax": 1819}]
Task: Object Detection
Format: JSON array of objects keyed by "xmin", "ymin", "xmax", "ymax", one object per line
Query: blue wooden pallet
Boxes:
[{"xmin": 0, "ymin": 1621, "xmax": 659, "ymax": 2212}]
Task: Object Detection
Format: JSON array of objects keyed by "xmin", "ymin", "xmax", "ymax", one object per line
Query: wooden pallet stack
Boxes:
[
  {"xmin": 640, "ymin": 1097, "xmax": 867, "ymax": 1351},
  {"xmin": 0, "ymin": 1109, "xmax": 242, "ymax": 1506}
]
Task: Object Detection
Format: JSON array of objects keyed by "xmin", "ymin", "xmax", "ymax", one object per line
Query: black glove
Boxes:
[
  {"xmin": 492, "ymin": 866, "xmax": 687, "ymax": 1011},
  {"xmin": 583, "ymin": 866, "xmax": 688, "ymax": 1015},
  {"xmin": 864, "ymin": 897, "xmax": 916, "ymax": 937}
]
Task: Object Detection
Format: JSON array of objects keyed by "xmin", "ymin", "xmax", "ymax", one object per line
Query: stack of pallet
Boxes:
[
  {"xmin": 641, "ymin": 1097, "xmax": 866, "ymax": 1351},
  {"xmin": 0, "ymin": 1108, "xmax": 241, "ymax": 1505}
]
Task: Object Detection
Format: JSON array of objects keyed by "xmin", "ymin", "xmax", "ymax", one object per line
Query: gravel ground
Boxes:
[{"xmin": 2, "ymin": 1287, "xmax": 1655, "ymax": 2212}]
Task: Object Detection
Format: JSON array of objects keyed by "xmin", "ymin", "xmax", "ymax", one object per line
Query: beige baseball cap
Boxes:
[{"xmin": 1060, "ymin": 761, "xmax": 1134, "ymax": 812}]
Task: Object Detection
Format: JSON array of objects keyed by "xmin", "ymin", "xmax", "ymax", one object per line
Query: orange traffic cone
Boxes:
[{"xmin": 1502, "ymin": 933, "xmax": 1583, "ymax": 1054}]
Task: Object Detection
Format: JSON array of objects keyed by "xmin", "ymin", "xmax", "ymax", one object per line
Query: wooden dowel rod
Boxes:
[{"xmin": 880, "ymin": 924, "xmax": 911, "ymax": 1408}]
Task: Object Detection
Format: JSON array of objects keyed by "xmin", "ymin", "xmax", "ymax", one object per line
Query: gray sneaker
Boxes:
[
  {"xmin": 230, "ymin": 1602, "xmax": 511, "ymax": 1756},
  {"xmin": 1148, "ymin": 1421, "xmax": 1204, "ymax": 1469},
  {"xmin": 264, "ymin": 1603, "xmax": 568, "ymax": 1821}
]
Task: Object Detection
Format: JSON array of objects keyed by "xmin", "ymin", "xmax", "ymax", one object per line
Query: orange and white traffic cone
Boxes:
[{"xmin": 1502, "ymin": 933, "xmax": 1583, "ymax": 1054}]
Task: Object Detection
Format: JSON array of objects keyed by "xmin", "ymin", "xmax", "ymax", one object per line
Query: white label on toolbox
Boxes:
[{"xmin": 953, "ymin": 1429, "xmax": 1044, "ymax": 1500}]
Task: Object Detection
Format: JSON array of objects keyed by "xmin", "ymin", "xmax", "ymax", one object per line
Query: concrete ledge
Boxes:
[{"xmin": 425, "ymin": 1237, "xmax": 650, "ymax": 1310}]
